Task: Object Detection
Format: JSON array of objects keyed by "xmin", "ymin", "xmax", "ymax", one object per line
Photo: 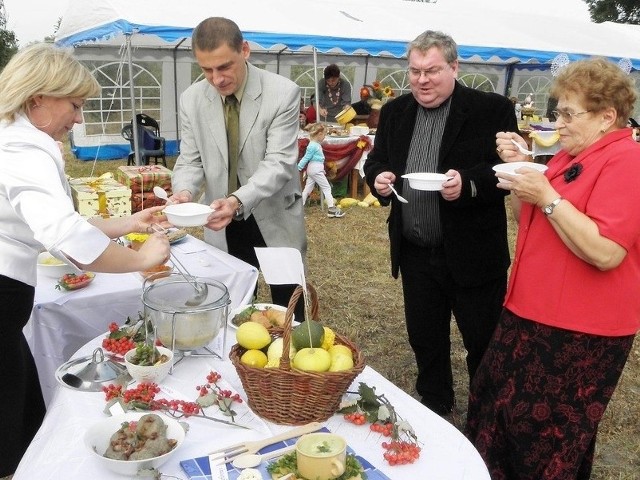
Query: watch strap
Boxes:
[
  {"xmin": 542, "ymin": 197, "xmax": 563, "ymax": 215},
  {"xmin": 227, "ymin": 194, "xmax": 244, "ymax": 220}
]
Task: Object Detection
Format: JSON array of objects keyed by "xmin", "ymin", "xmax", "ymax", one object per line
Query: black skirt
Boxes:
[
  {"xmin": 0, "ymin": 275, "xmax": 46, "ymax": 476},
  {"xmin": 465, "ymin": 309, "xmax": 634, "ymax": 480}
]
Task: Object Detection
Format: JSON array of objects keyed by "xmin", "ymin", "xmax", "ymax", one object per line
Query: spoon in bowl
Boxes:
[
  {"xmin": 510, "ymin": 138, "xmax": 534, "ymax": 155},
  {"xmin": 388, "ymin": 183, "xmax": 408, "ymax": 203}
]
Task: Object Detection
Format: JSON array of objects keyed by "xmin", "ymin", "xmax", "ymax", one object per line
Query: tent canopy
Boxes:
[
  {"xmin": 56, "ymin": 0, "xmax": 640, "ymax": 69},
  {"xmin": 54, "ymin": 0, "xmax": 640, "ymax": 161}
]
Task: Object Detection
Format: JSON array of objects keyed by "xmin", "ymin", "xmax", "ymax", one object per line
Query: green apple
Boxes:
[
  {"xmin": 292, "ymin": 347, "xmax": 331, "ymax": 372},
  {"xmin": 329, "ymin": 353, "xmax": 354, "ymax": 372}
]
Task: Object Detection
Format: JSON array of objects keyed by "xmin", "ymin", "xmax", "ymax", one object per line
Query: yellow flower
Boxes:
[{"xmin": 366, "ymin": 81, "xmax": 395, "ymax": 101}]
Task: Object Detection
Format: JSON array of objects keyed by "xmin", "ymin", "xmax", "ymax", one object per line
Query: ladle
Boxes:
[
  {"xmin": 153, "ymin": 185, "xmax": 169, "ymax": 203},
  {"xmin": 388, "ymin": 183, "xmax": 408, "ymax": 203},
  {"xmin": 232, "ymin": 445, "xmax": 296, "ymax": 469},
  {"xmin": 151, "ymin": 224, "xmax": 208, "ymax": 306},
  {"xmin": 510, "ymin": 138, "xmax": 534, "ymax": 155},
  {"xmin": 168, "ymin": 250, "xmax": 209, "ymax": 307}
]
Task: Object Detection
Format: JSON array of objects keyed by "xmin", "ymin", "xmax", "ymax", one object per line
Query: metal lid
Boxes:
[
  {"xmin": 55, "ymin": 348, "xmax": 130, "ymax": 391},
  {"xmin": 142, "ymin": 275, "xmax": 230, "ymax": 313}
]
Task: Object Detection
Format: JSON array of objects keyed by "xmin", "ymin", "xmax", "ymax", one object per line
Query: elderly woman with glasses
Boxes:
[{"xmin": 468, "ymin": 58, "xmax": 640, "ymax": 479}]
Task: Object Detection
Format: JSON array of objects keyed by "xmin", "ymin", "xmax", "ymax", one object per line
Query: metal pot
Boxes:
[{"xmin": 142, "ymin": 275, "xmax": 230, "ymax": 351}]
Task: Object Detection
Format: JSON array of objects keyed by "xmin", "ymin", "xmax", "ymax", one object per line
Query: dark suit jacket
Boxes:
[{"xmin": 364, "ymin": 82, "xmax": 518, "ymax": 287}]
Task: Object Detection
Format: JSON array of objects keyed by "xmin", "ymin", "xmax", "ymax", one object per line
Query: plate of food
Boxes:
[
  {"xmin": 139, "ymin": 264, "xmax": 173, "ymax": 281},
  {"xmin": 227, "ymin": 303, "xmax": 295, "ymax": 330},
  {"xmin": 166, "ymin": 228, "xmax": 188, "ymax": 244},
  {"xmin": 55, "ymin": 272, "xmax": 95, "ymax": 291}
]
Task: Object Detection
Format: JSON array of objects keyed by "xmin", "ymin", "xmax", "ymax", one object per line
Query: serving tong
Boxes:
[{"xmin": 208, "ymin": 421, "xmax": 322, "ymax": 464}]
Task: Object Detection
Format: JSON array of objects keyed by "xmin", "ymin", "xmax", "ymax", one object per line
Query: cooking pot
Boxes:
[{"xmin": 142, "ymin": 274, "xmax": 230, "ymax": 352}]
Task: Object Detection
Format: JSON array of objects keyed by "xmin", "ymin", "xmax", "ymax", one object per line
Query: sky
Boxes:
[
  {"xmin": 3, "ymin": 0, "xmax": 69, "ymax": 46},
  {"xmin": 3, "ymin": 0, "xmax": 591, "ymax": 47}
]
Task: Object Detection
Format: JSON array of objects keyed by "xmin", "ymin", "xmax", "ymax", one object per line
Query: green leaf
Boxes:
[
  {"xmin": 357, "ymin": 382, "xmax": 381, "ymax": 407},
  {"xmin": 196, "ymin": 393, "xmax": 218, "ymax": 408}
]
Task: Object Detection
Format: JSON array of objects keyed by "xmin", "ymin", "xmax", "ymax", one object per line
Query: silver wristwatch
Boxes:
[
  {"xmin": 542, "ymin": 197, "xmax": 563, "ymax": 216},
  {"xmin": 227, "ymin": 194, "xmax": 244, "ymax": 221}
]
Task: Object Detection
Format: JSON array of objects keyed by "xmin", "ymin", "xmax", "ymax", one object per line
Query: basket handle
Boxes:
[{"xmin": 280, "ymin": 284, "xmax": 319, "ymax": 370}]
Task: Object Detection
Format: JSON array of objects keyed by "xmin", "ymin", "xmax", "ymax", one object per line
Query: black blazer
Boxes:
[{"xmin": 364, "ymin": 82, "xmax": 518, "ymax": 287}]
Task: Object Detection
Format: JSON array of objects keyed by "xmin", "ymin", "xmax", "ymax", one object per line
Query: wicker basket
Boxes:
[{"xmin": 229, "ymin": 284, "xmax": 365, "ymax": 425}]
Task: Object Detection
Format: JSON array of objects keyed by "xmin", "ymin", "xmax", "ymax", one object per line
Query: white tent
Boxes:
[
  {"xmin": 56, "ymin": 0, "xmax": 640, "ymax": 65},
  {"xmin": 54, "ymin": 0, "xmax": 640, "ymax": 159}
]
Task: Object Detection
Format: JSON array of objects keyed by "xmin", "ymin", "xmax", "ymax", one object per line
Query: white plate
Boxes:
[
  {"xmin": 402, "ymin": 172, "xmax": 452, "ymax": 191},
  {"xmin": 37, "ymin": 252, "xmax": 76, "ymax": 278},
  {"xmin": 492, "ymin": 162, "xmax": 548, "ymax": 176},
  {"xmin": 227, "ymin": 303, "xmax": 296, "ymax": 330}
]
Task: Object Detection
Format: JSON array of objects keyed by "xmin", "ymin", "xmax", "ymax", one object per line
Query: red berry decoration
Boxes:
[{"xmin": 338, "ymin": 382, "xmax": 422, "ymax": 466}]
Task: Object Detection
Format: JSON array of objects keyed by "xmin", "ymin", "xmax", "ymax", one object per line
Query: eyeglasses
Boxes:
[
  {"xmin": 552, "ymin": 110, "xmax": 591, "ymax": 123},
  {"xmin": 407, "ymin": 65, "xmax": 448, "ymax": 80}
]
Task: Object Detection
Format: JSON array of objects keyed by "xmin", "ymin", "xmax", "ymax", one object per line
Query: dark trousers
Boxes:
[
  {"xmin": 399, "ymin": 239, "xmax": 506, "ymax": 414},
  {"xmin": 0, "ymin": 275, "xmax": 46, "ymax": 476},
  {"xmin": 225, "ymin": 215, "xmax": 305, "ymax": 321}
]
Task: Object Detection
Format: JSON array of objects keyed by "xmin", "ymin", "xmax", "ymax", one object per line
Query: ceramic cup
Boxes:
[{"xmin": 295, "ymin": 432, "xmax": 347, "ymax": 480}]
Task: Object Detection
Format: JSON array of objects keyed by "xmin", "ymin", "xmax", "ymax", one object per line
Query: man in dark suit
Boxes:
[{"xmin": 364, "ymin": 30, "xmax": 517, "ymax": 417}]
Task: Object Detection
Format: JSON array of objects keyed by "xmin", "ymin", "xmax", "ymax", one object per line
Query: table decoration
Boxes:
[
  {"xmin": 338, "ymin": 382, "xmax": 421, "ymax": 466},
  {"xmin": 102, "ymin": 370, "xmax": 249, "ymax": 430}
]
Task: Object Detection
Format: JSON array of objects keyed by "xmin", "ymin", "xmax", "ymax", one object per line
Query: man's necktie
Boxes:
[{"xmin": 226, "ymin": 94, "xmax": 240, "ymax": 193}]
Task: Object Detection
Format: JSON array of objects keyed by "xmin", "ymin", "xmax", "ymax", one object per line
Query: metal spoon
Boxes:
[
  {"xmin": 510, "ymin": 138, "xmax": 534, "ymax": 155},
  {"xmin": 153, "ymin": 186, "xmax": 169, "ymax": 203},
  {"xmin": 388, "ymin": 183, "xmax": 408, "ymax": 203},
  {"xmin": 232, "ymin": 445, "xmax": 296, "ymax": 469}
]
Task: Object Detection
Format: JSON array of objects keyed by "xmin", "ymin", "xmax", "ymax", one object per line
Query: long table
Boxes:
[
  {"xmin": 15, "ymin": 331, "xmax": 491, "ymax": 480},
  {"xmin": 24, "ymin": 235, "xmax": 259, "ymax": 406}
]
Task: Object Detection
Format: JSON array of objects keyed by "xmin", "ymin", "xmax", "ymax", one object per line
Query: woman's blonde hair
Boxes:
[
  {"xmin": 306, "ymin": 122, "xmax": 326, "ymax": 139},
  {"xmin": 550, "ymin": 57, "xmax": 637, "ymax": 129},
  {"xmin": 0, "ymin": 43, "xmax": 100, "ymax": 123}
]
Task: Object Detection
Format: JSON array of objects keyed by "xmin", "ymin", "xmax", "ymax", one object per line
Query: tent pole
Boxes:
[
  {"xmin": 313, "ymin": 47, "xmax": 319, "ymax": 123},
  {"xmin": 126, "ymin": 34, "xmax": 142, "ymax": 166}
]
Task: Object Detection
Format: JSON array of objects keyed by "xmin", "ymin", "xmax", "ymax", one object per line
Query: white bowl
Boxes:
[
  {"xmin": 227, "ymin": 303, "xmax": 296, "ymax": 330},
  {"xmin": 402, "ymin": 173, "xmax": 452, "ymax": 191},
  {"xmin": 492, "ymin": 162, "xmax": 548, "ymax": 176},
  {"xmin": 37, "ymin": 252, "xmax": 76, "ymax": 278},
  {"xmin": 124, "ymin": 346, "xmax": 174, "ymax": 384},
  {"xmin": 84, "ymin": 412, "xmax": 185, "ymax": 476},
  {"xmin": 164, "ymin": 203, "xmax": 213, "ymax": 227}
]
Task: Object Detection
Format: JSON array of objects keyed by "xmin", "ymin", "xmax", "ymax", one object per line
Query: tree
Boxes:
[
  {"xmin": 0, "ymin": 0, "xmax": 17, "ymax": 69},
  {"xmin": 584, "ymin": 0, "xmax": 640, "ymax": 24}
]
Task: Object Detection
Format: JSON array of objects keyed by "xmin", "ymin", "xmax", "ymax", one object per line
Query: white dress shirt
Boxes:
[{"xmin": 0, "ymin": 114, "xmax": 110, "ymax": 286}]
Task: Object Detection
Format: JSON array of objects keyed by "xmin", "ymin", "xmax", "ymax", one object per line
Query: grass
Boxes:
[{"xmin": 64, "ymin": 151, "xmax": 639, "ymax": 480}]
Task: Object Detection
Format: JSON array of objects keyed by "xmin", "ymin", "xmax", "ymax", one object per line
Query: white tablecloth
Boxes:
[
  {"xmin": 24, "ymin": 235, "xmax": 259, "ymax": 406},
  {"xmin": 15, "ymin": 331, "xmax": 490, "ymax": 480}
]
